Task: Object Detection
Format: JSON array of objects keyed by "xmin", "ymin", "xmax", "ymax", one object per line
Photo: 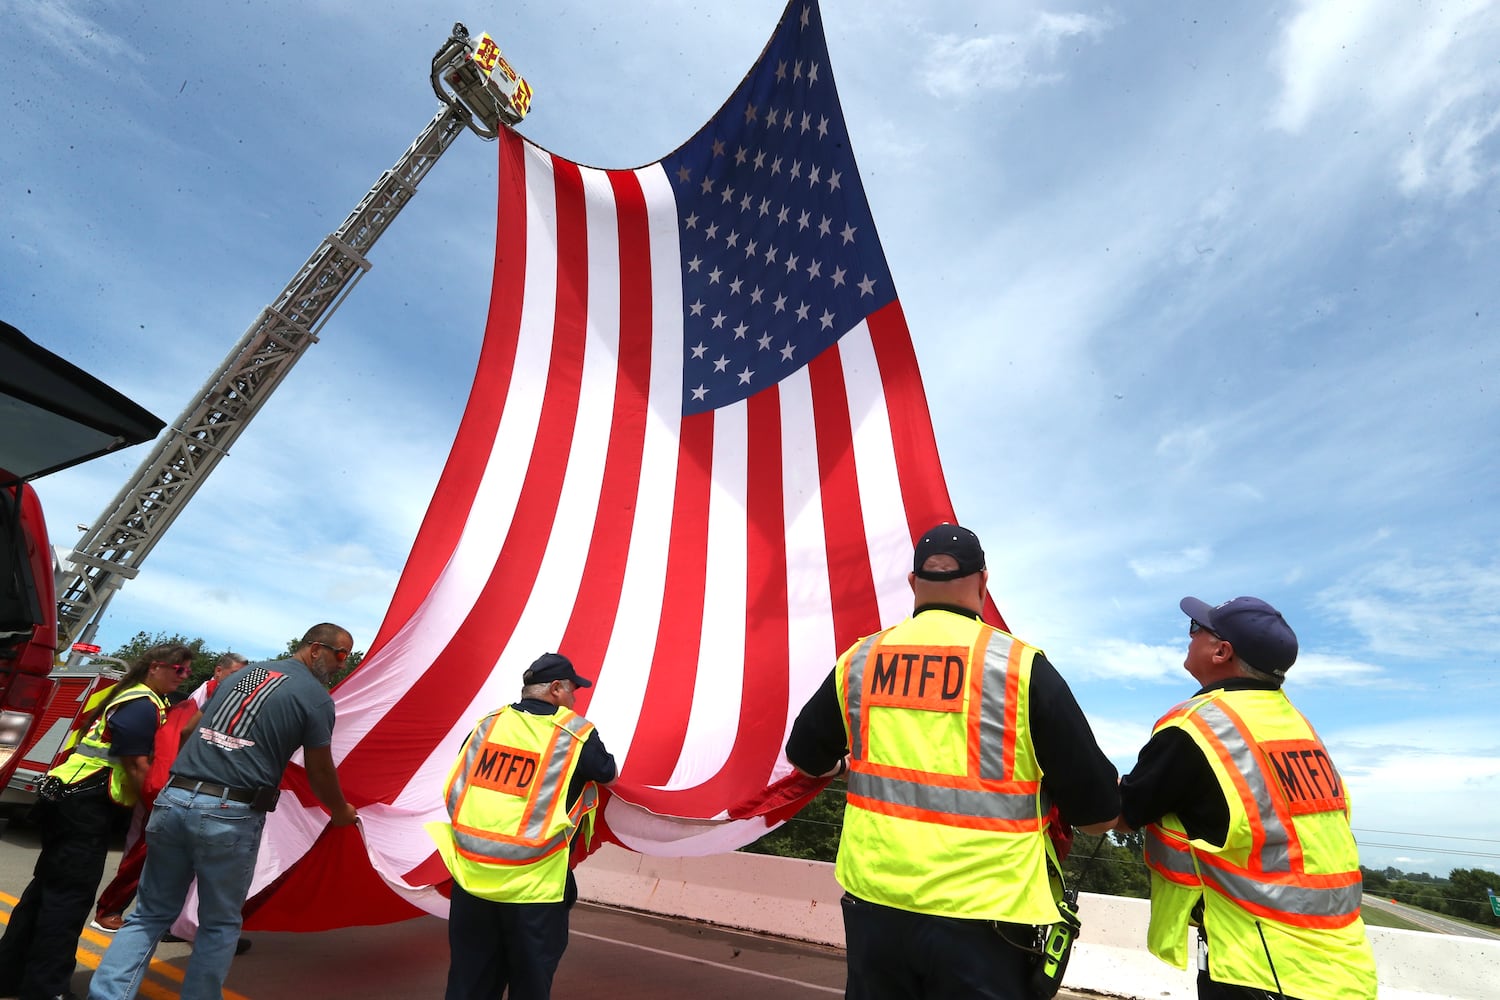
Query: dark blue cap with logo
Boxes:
[
  {"xmin": 1181, "ymin": 596, "xmax": 1298, "ymax": 678},
  {"xmin": 913, "ymin": 523, "xmax": 986, "ymax": 581},
  {"xmin": 523, "ymin": 652, "xmax": 593, "ymax": 688}
]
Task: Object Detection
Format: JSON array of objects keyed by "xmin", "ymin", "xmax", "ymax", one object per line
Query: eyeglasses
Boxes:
[
  {"xmin": 313, "ymin": 641, "xmax": 351, "ymax": 661},
  {"xmin": 152, "ymin": 661, "xmax": 191, "ymax": 677},
  {"xmin": 1189, "ymin": 620, "xmax": 1222, "ymax": 641}
]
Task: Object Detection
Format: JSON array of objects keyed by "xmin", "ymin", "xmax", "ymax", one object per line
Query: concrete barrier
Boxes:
[{"xmin": 576, "ymin": 845, "xmax": 1500, "ymax": 999}]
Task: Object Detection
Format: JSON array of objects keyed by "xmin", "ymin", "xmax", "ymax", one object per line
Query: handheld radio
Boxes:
[{"xmin": 1029, "ymin": 886, "xmax": 1081, "ymax": 999}]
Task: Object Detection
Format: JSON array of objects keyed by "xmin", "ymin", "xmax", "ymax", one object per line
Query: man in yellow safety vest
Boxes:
[
  {"xmin": 1118, "ymin": 596, "xmax": 1378, "ymax": 999},
  {"xmin": 0, "ymin": 642, "xmax": 189, "ymax": 1000},
  {"xmin": 430, "ymin": 652, "xmax": 617, "ymax": 1000},
  {"xmin": 787, "ymin": 523, "xmax": 1121, "ymax": 998}
]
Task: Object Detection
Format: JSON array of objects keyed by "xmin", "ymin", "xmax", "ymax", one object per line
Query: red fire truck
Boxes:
[{"xmin": 0, "ymin": 320, "xmax": 164, "ymax": 804}]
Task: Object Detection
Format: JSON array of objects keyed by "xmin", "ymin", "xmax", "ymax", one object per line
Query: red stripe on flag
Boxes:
[
  {"xmin": 865, "ymin": 302, "xmax": 1006, "ymax": 630},
  {"xmin": 560, "ymin": 169, "xmax": 655, "ymax": 714},
  {"xmin": 630, "ymin": 386, "xmax": 793, "ymax": 816},
  {"xmin": 621, "ymin": 412, "xmax": 714, "ymax": 785},
  {"xmin": 371, "ymin": 130, "xmax": 533, "ymax": 655},
  {"xmin": 734, "ymin": 386, "xmax": 792, "ymax": 789},
  {"xmin": 806, "ymin": 345, "xmax": 882, "ymax": 652},
  {"xmin": 339, "ymin": 154, "xmax": 593, "ymax": 797}
]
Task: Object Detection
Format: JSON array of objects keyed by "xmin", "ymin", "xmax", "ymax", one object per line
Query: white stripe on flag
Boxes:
[{"xmin": 585, "ymin": 161, "xmax": 684, "ymax": 771}]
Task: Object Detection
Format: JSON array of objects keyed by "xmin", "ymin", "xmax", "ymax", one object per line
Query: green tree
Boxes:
[
  {"xmin": 1361, "ymin": 866, "xmax": 1390, "ymax": 894},
  {"xmin": 1388, "ymin": 879, "xmax": 1424, "ymax": 907},
  {"xmin": 108, "ymin": 631, "xmax": 221, "ymax": 696},
  {"xmin": 1412, "ymin": 885, "xmax": 1448, "ymax": 915},
  {"xmin": 1446, "ymin": 867, "xmax": 1500, "ymax": 927},
  {"xmin": 1062, "ymin": 831, "xmax": 1150, "ymax": 899},
  {"xmin": 741, "ymin": 780, "xmax": 846, "ymax": 862}
]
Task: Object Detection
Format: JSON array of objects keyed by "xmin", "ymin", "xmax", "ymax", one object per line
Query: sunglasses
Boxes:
[
  {"xmin": 153, "ymin": 661, "xmax": 192, "ymax": 677},
  {"xmin": 1188, "ymin": 620, "xmax": 1222, "ymax": 640},
  {"xmin": 312, "ymin": 641, "xmax": 351, "ymax": 661}
]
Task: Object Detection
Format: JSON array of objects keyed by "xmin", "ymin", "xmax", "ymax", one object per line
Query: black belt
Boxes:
[{"xmin": 167, "ymin": 775, "xmax": 257, "ymax": 803}]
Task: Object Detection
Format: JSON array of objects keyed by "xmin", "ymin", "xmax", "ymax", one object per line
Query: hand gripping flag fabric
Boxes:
[{"xmin": 241, "ymin": 0, "xmax": 1005, "ymax": 931}]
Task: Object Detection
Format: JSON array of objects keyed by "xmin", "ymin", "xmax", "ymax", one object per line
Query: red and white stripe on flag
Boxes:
[{"xmin": 242, "ymin": 0, "xmax": 999, "ymax": 931}]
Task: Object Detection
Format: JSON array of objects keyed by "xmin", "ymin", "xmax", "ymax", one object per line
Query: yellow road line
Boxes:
[{"xmin": 3, "ymin": 891, "xmax": 251, "ymax": 1000}]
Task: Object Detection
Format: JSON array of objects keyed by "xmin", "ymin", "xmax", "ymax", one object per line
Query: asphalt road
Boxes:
[
  {"xmin": 0, "ymin": 816, "xmax": 1105, "ymax": 999},
  {"xmin": 1360, "ymin": 892, "xmax": 1500, "ymax": 940}
]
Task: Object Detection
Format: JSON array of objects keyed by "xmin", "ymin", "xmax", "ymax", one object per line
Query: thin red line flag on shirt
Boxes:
[{"xmin": 242, "ymin": 0, "xmax": 998, "ymax": 931}]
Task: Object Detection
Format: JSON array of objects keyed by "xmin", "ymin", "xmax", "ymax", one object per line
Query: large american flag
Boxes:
[{"xmin": 242, "ymin": 0, "xmax": 997, "ymax": 930}]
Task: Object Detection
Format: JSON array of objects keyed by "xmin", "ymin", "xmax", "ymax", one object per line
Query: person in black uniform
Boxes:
[{"xmin": 786, "ymin": 524, "xmax": 1120, "ymax": 999}]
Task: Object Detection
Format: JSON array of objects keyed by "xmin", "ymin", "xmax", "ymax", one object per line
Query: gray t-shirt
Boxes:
[{"xmin": 172, "ymin": 656, "xmax": 336, "ymax": 791}]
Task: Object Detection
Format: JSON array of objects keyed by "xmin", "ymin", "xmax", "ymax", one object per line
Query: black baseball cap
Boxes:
[
  {"xmin": 912, "ymin": 523, "xmax": 986, "ymax": 581},
  {"xmin": 1181, "ymin": 596, "xmax": 1298, "ymax": 678},
  {"xmin": 522, "ymin": 652, "xmax": 593, "ymax": 688}
]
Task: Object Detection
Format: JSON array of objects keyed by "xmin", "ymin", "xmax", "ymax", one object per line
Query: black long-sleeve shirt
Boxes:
[
  {"xmin": 1117, "ymin": 677, "xmax": 1283, "ymax": 846},
  {"xmin": 785, "ymin": 605, "xmax": 1120, "ymax": 828}
]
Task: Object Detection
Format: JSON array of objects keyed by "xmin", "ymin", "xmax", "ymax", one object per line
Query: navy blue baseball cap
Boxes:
[
  {"xmin": 523, "ymin": 652, "xmax": 593, "ymax": 688},
  {"xmin": 913, "ymin": 523, "xmax": 986, "ymax": 581},
  {"xmin": 1181, "ymin": 596, "xmax": 1298, "ymax": 678}
]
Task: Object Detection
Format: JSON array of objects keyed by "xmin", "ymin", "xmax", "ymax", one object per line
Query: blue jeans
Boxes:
[{"xmin": 88, "ymin": 785, "xmax": 265, "ymax": 1000}]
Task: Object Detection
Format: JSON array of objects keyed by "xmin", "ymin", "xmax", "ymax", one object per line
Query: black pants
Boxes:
[
  {"xmin": 841, "ymin": 892, "xmax": 1035, "ymax": 1000},
  {"xmin": 1198, "ymin": 928, "xmax": 1304, "ymax": 1000},
  {"xmin": 445, "ymin": 881, "xmax": 570, "ymax": 1000},
  {"xmin": 1198, "ymin": 968, "xmax": 1301, "ymax": 1000},
  {"xmin": 0, "ymin": 784, "xmax": 114, "ymax": 1000}
]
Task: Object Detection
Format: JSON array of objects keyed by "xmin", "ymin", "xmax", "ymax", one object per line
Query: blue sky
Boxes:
[{"xmin": 2, "ymin": 1, "xmax": 1497, "ymax": 878}]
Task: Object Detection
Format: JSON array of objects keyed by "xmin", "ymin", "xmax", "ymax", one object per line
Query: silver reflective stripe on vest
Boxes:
[
  {"xmin": 1145, "ymin": 829, "xmax": 1197, "ymax": 878},
  {"xmin": 975, "ymin": 634, "xmax": 1013, "ymax": 781},
  {"xmin": 1161, "ymin": 699, "xmax": 1360, "ymax": 919},
  {"xmin": 448, "ymin": 709, "xmax": 591, "ymax": 863},
  {"xmin": 842, "ymin": 634, "xmax": 879, "ymax": 761},
  {"xmin": 845, "ymin": 628, "xmax": 1035, "ymax": 821},
  {"xmin": 1194, "ymin": 701, "xmax": 1291, "ymax": 871},
  {"xmin": 1140, "ymin": 827, "xmax": 1200, "ymax": 881},
  {"xmin": 849, "ymin": 770, "xmax": 1039, "ymax": 821},
  {"xmin": 74, "ymin": 743, "xmax": 110, "ymax": 759},
  {"xmin": 1200, "ymin": 860, "xmax": 1363, "ymax": 916}
]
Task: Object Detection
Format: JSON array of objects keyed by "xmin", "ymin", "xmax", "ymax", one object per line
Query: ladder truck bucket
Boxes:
[{"xmin": 432, "ymin": 23, "xmax": 533, "ymax": 139}]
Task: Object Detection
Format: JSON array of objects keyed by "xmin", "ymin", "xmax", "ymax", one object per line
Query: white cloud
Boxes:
[
  {"xmin": 1336, "ymin": 727, "xmax": 1500, "ymax": 874},
  {"xmin": 1289, "ymin": 651, "xmax": 1388, "ymax": 686},
  {"xmin": 1270, "ymin": 0, "xmax": 1500, "ymax": 197},
  {"xmin": 1063, "ymin": 639, "xmax": 1183, "ymax": 684},
  {"xmin": 2, "ymin": 0, "xmax": 142, "ymax": 66},
  {"xmin": 1129, "ymin": 546, "xmax": 1212, "ymax": 580},
  {"xmin": 1317, "ymin": 553, "xmax": 1500, "ymax": 659},
  {"xmin": 1398, "ymin": 103, "xmax": 1500, "ymax": 198},
  {"xmin": 920, "ymin": 12, "xmax": 1108, "ymax": 99}
]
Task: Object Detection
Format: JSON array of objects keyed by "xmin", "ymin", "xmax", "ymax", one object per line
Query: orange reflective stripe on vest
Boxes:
[
  {"xmin": 842, "ymin": 627, "xmax": 1044, "ymax": 831},
  {"xmin": 1147, "ymin": 693, "xmax": 1362, "ymax": 927},
  {"xmin": 444, "ymin": 708, "xmax": 593, "ymax": 865}
]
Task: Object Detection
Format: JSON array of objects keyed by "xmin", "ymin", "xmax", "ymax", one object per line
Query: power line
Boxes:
[
  {"xmin": 1353, "ymin": 828, "xmax": 1500, "ymax": 846},
  {"xmin": 1357, "ymin": 841, "xmax": 1500, "ymax": 861}
]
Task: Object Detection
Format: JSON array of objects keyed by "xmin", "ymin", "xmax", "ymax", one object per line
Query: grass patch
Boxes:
[{"xmin": 1361, "ymin": 906, "xmax": 1429, "ymax": 932}]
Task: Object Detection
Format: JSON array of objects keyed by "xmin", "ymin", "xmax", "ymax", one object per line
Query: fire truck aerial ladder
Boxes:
[{"xmin": 54, "ymin": 24, "xmax": 533, "ymax": 655}]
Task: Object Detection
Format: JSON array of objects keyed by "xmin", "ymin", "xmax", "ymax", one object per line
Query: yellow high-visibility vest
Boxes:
[
  {"xmin": 1144, "ymin": 687, "xmax": 1377, "ymax": 998},
  {"xmin": 48, "ymin": 682, "xmax": 166, "ymax": 807},
  {"xmin": 833, "ymin": 608, "xmax": 1060, "ymax": 924},
  {"xmin": 428, "ymin": 705, "xmax": 599, "ymax": 903}
]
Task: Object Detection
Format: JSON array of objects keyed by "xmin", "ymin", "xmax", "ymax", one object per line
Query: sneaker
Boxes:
[{"xmin": 90, "ymin": 912, "xmax": 125, "ymax": 933}]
